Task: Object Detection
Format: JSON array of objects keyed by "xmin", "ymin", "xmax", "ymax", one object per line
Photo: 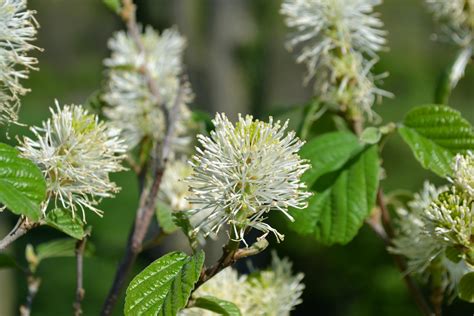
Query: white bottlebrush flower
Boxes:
[
  {"xmin": 280, "ymin": 0, "xmax": 391, "ymax": 121},
  {"xmin": 425, "ymin": 187, "xmax": 474, "ymax": 248},
  {"xmin": 245, "ymin": 253, "xmax": 305, "ymax": 316},
  {"xmin": 0, "ymin": 0, "xmax": 39, "ymax": 124},
  {"xmin": 102, "ymin": 27, "xmax": 193, "ymax": 150},
  {"xmin": 391, "ymin": 182, "xmax": 473, "ymax": 294},
  {"xmin": 185, "ymin": 113, "xmax": 311, "ymax": 243},
  {"xmin": 180, "ymin": 253, "xmax": 304, "ymax": 316},
  {"xmin": 391, "ymin": 182, "xmax": 448, "ymax": 274},
  {"xmin": 18, "ymin": 101, "xmax": 127, "ymax": 220},
  {"xmin": 180, "ymin": 268, "xmax": 250, "ymax": 316},
  {"xmin": 452, "ymin": 152, "xmax": 474, "ymax": 196},
  {"xmin": 158, "ymin": 159, "xmax": 193, "ymax": 211},
  {"xmin": 281, "ymin": 0, "xmax": 386, "ymax": 78},
  {"xmin": 315, "ymin": 52, "xmax": 392, "ymax": 121},
  {"xmin": 425, "ymin": 0, "xmax": 474, "ymax": 45}
]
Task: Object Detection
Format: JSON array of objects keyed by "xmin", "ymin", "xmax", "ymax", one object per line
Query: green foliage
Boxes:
[
  {"xmin": 36, "ymin": 239, "xmax": 77, "ymax": 260},
  {"xmin": 291, "ymin": 142, "xmax": 380, "ymax": 245},
  {"xmin": 458, "ymin": 272, "xmax": 474, "ymax": 303},
  {"xmin": 192, "ymin": 296, "xmax": 242, "ymax": 316},
  {"xmin": 0, "ymin": 253, "xmax": 20, "ymax": 270},
  {"xmin": 399, "ymin": 105, "xmax": 474, "ymax": 177},
  {"xmin": 45, "ymin": 208, "xmax": 85, "ymax": 239},
  {"xmin": 125, "ymin": 251, "xmax": 205, "ymax": 316},
  {"xmin": 299, "ymin": 131, "xmax": 363, "ymax": 187},
  {"xmin": 192, "ymin": 110, "xmax": 214, "ymax": 134},
  {"xmin": 173, "ymin": 212, "xmax": 199, "ymax": 250},
  {"xmin": 0, "ymin": 143, "xmax": 46, "ymax": 221},
  {"xmin": 103, "ymin": 0, "xmax": 122, "ymax": 14},
  {"xmin": 156, "ymin": 201, "xmax": 178, "ymax": 234},
  {"xmin": 26, "ymin": 239, "xmax": 93, "ymax": 272},
  {"xmin": 360, "ymin": 127, "xmax": 382, "ymax": 145}
]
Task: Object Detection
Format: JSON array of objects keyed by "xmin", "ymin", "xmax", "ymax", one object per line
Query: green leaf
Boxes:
[
  {"xmin": 399, "ymin": 105, "xmax": 474, "ymax": 177},
  {"xmin": 36, "ymin": 239, "xmax": 93, "ymax": 261},
  {"xmin": 173, "ymin": 212, "xmax": 199, "ymax": 250},
  {"xmin": 0, "ymin": 143, "xmax": 46, "ymax": 221},
  {"xmin": 360, "ymin": 127, "xmax": 382, "ymax": 145},
  {"xmin": 156, "ymin": 201, "xmax": 178, "ymax": 234},
  {"xmin": 192, "ymin": 296, "xmax": 241, "ymax": 316},
  {"xmin": 291, "ymin": 146, "xmax": 380, "ymax": 245},
  {"xmin": 125, "ymin": 251, "xmax": 205, "ymax": 316},
  {"xmin": 445, "ymin": 246, "xmax": 462, "ymax": 263},
  {"xmin": 299, "ymin": 132, "xmax": 362, "ymax": 187},
  {"xmin": 45, "ymin": 208, "xmax": 85, "ymax": 240},
  {"xmin": 0, "ymin": 253, "xmax": 20, "ymax": 270},
  {"xmin": 458, "ymin": 272, "xmax": 474, "ymax": 303},
  {"xmin": 37, "ymin": 239, "xmax": 76, "ymax": 261},
  {"xmin": 103, "ymin": 0, "xmax": 122, "ymax": 13}
]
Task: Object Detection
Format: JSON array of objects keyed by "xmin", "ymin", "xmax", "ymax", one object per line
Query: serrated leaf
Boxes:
[
  {"xmin": 125, "ymin": 251, "xmax": 205, "ymax": 316},
  {"xmin": 103, "ymin": 0, "xmax": 122, "ymax": 13},
  {"xmin": 193, "ymin": 296, "xmax": 241, "ymax": 316},
  {"xmin": 0, "ymin": 143, "xmax": 46, "ymax": 221},
  {"xmin": 399, "ymin": 105, "xmax": 474, "ymax": 177},
  {"xmin": 0, "ymin": 253, "xmax": 20, "ymax": 270},
  {"xmin": 156, "ymin": 201, "xmax": 178, "ymax": 234},
  {"xmin": 45, "ymin": 208, "xmax": 85, "ymax": 239},
  {"xmin": 291, "ymin": 146, "xmax": 380, "ymax": 245},
  {"xmin": 458, "ymin": 272, "xmax": 474, "ymax": 303},
  {"xmin": 299, "ymin": 132, "xmax": 362, "ymax": 187}
]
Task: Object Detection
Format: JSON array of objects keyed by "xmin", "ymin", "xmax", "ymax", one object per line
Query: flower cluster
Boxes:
[
  {"xmin": 158, "ymin": 159, "xmax": 193, "ymax": 212},
  {"xmin": 425, "ymin": 188, "xmax": 473, "ymax": 248},
  {"xmin": 425, "ymin": 0, "xmax": 474, "ymax": 45},
  {"xmin": 453, "ymin": 151, "xmax": 474, "ymax": 196},
  {"xmin": 102, "ymin": 27, "xmax": 193, "ymax": 151},
  {"xmin": 185, "ymin": 113, "xmax": 311, "ymax": 243},
  {"xmin": 18, "ymin": 102, "xmax": 126, "ymax": 220},
  {"xmin": 392, "ymin": 153, "xmax": 474, "ymax": 293},
  {"xmin": 0, "ymin": 0, "xmax": 39, "ymax": 124},
  {"xmin": 280, "ymin": 0, "xmax": 391, "ymax": 121},
  {"xmin": 391, "ymin": 182, "xmax": 448, "ymax": 275},
  {"xmin": 180, "ymin": 253, "xmax": 304, "ymax": 316}
]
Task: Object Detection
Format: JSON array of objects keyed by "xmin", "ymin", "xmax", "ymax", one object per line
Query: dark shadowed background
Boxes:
[{"xmin": 0, "ymin": 0, "xmax": 473, "ymax": 315}]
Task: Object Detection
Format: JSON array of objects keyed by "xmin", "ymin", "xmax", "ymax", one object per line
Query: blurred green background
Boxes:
[{"xmin": 0, "ymin": 0, "xmax": 473, "ymax": 315}]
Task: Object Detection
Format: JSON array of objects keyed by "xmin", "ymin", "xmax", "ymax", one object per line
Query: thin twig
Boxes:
[
  {"xmin": 195, "ymin": 238, "xmax": 241, "ymax": 289},
  {"xmin": 101, "ymin": 15, "xmax": 183, "ymax": 315},
  {"xmin": 348, "ymin": 116, "xmax": 434, "ymax": 316},
  {"xmin": 19, "ymin": 276, "xmax": 41, "ymax": 316},
  {"xmin": 376, "ymin": 189, "xmax": 434, "ymax": 316},
  {"xmin": 194, "ymin": 236, "xmax": 268, "ymax": 292},
  {"xmin": 73, "ymin": 234, "xmax": 89, "ymax": 316},
  {"xmin": 0, "ymin": 218, "xmax": 41, "ymax": 251}
]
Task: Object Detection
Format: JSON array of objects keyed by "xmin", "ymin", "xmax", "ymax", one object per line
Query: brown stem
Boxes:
[
  {"xmin": 346, "ymin": 115, "xmax": 434, "ymax": 315},
  {"xmin": 195, "ymin": 238, "xmax": 241, "ymax": 289},
  {"xmin": 375, "ymin": 189, "xmax": 434, "ymax": 316},
  {"xmin": 19, "ymin": 276, "xmax": 41, "ymax": 316},
  {"xmin": 100, "ymin": 46, "xmax": 185, "ymax": 316},
  {"xmin": 0, "ymin": 218, "xmax": 41, "ymax": 251},
  {"xmin": 193, "ymin": 234, "xmax": 269, "ymax": 292},
  {"xmin": 73, "ymin": 235, "xmax": 88, "ymax": 316}
]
